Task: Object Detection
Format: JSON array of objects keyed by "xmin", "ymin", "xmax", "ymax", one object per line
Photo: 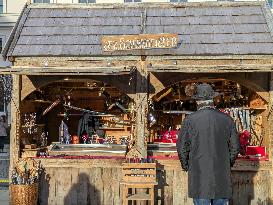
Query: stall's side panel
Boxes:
[
  {"xmin": 9, "ymin": 74, "xmax": 21, "ymax": 179},
  {"xmin": 269, "ymin": 73, "xmax": 273, "ymax": 202}
]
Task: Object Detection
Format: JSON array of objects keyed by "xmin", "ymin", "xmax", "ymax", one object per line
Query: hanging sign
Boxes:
[{"xmin": 102, "ymin": 33, "xmax": 178, "ymax": 52}]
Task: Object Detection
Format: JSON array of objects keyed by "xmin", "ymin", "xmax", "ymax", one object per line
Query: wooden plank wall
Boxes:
[
  {"xmin": 39, "ymin": 167, "xmax": 122, "ymax": 205},
  {"xmin": 38, "ymin": 161, "xmax": 271, "ymax": 205},
  {"xmin": 231, "ymin": 171, "xmax": 271, "ymax": 205}
]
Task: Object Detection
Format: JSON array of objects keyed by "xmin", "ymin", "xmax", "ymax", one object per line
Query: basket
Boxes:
[{"xmin": 10, "ymin": 183, "xmax": 38, "ymax": 205}]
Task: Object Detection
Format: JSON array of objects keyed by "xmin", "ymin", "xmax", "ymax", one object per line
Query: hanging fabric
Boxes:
[{"xmin": 59, "ymin": 120, "xmax": 70, "ymax": 144}]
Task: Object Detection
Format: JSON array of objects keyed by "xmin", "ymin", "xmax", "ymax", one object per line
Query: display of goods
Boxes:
[
  {"xmin": 98, "ymin": 138, "xmax": 105, "ymax": 144},
  {"xmin": 72, "ymin": 135, "xmax": 80, "ymax": 144},
  {"xmin": 154, "ymin": 130, "xmax": 178, "ymax": 143},
  {"xmin": 240, "ymin": 130, "xmax": 251, "ymax": 147},
  {"xmin": 246, "ymin": 146, "xmax": 266, "ymax": 157}
]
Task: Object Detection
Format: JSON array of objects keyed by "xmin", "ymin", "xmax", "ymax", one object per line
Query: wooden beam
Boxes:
[
  {"xmin": 149, "ymin": 72, "xmax": 165, "ymax": 98},
  {"xmin": 21, "ymin": 75, "xmax": 38, "ymax": 100},
  {"xmin": 148, "ymin": 64, "xmax": 273, "ymax": 73},
  {"xmin": 12, "ymin": 56, "xmax": 273, "ymax": 69},
  {"xmin": 269, "ymin": 72, "xmax": 273, "ymax": 201},
  {"xmin": 146, "ymin": 55, "xmax": 273, "ymax": 60},
  {"xmin": 9, "ymin": 75, "xmax": 21, "ymax": 180},
  {"xmin": 13, "ymin": 57, "xmax": 140, "ymax": 68},
  {"xmin": 147, "ymin": 58, "xmax": 273, "ymax": 68},
  {"xmin": 11, "ymin": 56, "xmax": 273, "ymax": 73},
  {"xmin": 127, "ymin": 58, "xmax": 148, "ymax": 158},
  {"xmin": 2, "ymin": 64, "xmax": 272, "ymax": 75},
  {"xmin": 14, "ymin": 55, "xmax": 273, "ymax": 62},
  {"xmin": 0, "ymin": 66, "xmax": 131, "ymax": 75}
]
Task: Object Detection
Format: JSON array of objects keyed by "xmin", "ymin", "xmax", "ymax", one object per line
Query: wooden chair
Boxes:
[{"xmin": 120, "ymin": 163, "xmax": 157, "ymax": 205}]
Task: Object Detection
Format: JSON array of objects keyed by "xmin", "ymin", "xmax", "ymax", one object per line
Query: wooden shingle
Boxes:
[{"xmin": 3, "ymin": 2, "xmax": 273, "ymax": 58}]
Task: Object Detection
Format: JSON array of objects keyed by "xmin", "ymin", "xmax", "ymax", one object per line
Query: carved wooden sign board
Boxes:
[{"xmin": 102, "ymin": 33, "xmax": 178, "ymax": 52}]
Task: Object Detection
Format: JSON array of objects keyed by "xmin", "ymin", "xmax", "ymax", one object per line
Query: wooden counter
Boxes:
[{"xmin": 36, "ymin": 157, "xmax": 272, "ymax": 205}]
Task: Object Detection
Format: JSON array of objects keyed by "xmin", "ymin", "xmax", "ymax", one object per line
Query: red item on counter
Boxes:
[
  {"xmin": 98, "ymin": 138, "xmax": 105, "ymax": 144},
  {"xmin": 154, "ymin": 130, "xmax": 178, "ymax": 143},
  {"xmin": 72, "ymin": 135, "xmax": 80, "ymax": 144},
  {"xmin": 240, "ymin": 130, "xmax": 251, "ymax": 147},
  {"xmin": 246, "ymin": 146, "xmax": 266, "ymax": 157}
]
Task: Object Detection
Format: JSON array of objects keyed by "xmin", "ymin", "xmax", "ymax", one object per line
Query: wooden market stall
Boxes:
[{"xmin": 2, "ymin": 2, "xmax": 273, "ymax": 204}]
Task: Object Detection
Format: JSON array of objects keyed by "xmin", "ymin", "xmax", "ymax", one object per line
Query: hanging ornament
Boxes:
[
  {"xmin": 0, "ymin": 75, "xmax": 12, "ymax": 104},
  {"xmin": 148, "ymin": 113, "xmax": 156, "ymax": 126},
  {"xmin": 184, "ymin": 83, "xmax": 197, "ymax": 97},
  {"xmin": 22, "ymin": 112, "xmax": 38, "ymax": 134}
]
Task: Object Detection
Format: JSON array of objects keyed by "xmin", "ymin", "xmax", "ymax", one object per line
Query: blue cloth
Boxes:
[{"xmin": 193, "ymin": 199, "xmax": 229, "ymax": 205}]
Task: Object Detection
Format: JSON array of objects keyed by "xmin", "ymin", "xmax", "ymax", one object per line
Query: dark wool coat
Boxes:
[{"xmin": 176, "ymin": 108, "xmax": 240, "ymax": 199}]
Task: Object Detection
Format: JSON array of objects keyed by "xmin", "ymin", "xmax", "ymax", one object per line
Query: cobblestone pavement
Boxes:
[
  {"xmin": 0, "ymin": 186, "xmax": 9, "ymax": 205},
  {"xmin": 0, "ymin": 144, "xmax": 9, "ymax": 205}
]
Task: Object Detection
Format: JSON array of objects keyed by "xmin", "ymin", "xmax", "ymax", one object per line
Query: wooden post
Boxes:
[
  {"xmin": 269, "ymin": 72, "xmax": 273, "ymax": 202},
  {"xmin": 9, "ymin": 74, "xmax": 21, "ymax": 179},
  {"xmin": 127, "ymin": 57, "xmax": 148, "ymax": 158}
]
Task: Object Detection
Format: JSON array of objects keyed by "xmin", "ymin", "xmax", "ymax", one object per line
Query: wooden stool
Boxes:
[{"xmin": 120, "ymin": 163, "xmax": 157, "ymax": 205}]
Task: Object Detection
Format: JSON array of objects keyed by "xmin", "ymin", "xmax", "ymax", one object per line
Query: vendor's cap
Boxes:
[{"xmin": 191, "ymin": 83, "xmax": 219, "ymax": 100}]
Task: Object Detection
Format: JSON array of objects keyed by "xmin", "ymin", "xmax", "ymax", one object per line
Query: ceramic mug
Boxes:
[{"xmin": 72, "ymin": 135, "xmax": 80, "ymax": 144}]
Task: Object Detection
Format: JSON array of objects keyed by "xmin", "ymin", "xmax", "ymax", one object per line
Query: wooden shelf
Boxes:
[
  {"xmin": 100, "ymin": 127, "xmax": 125, "ymax": 130},
  {"xmin": 21, "ymin": 124, "xmax": 45, "ymax": 128},
  {"xmin": 28, "ymin": 100, "xmax": 52, "ymax": 104},
  {"xmin": 161, "ymin": 107, "xmax": 267, "ymax": 114},
  {"xmin": 127, "ymin": 193, "xmax": 151, "ymax": 200},
  {"xmin": 249, "ymin": 107, "xmax": 267, "ymax": 110},
  {"xmin": 162, "ymin": 110, "xmax": 193, "ymax": 114},
  {"xmin": 222, "ymin": 107, "xmax": 267, "ymax": 110}
]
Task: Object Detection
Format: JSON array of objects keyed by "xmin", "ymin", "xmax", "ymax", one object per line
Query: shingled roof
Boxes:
[{"xmin": 3, "ymin": 2, "xmax": 273, "ymax": 58}]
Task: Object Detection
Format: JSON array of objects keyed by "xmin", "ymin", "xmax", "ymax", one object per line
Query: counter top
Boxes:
[
  {"xmin": 33, "ymin": 155, "xmax": 271, "ymax": 171},
  {"xmin": 47, "ymin": 143, "xmax": 127, "ymax": 156}
]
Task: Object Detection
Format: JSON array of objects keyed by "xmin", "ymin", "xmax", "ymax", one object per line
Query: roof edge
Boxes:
[
  {"xmin": 2, "ymin": 4, "xmax": 28, "ymax": 61},
  {"xmin": 261, "ymin": 1, "xmax": 273, "ymax": 42},
  {"xmin": 28, "ymin": 1, "xmax": 264, "ymax": 9}
]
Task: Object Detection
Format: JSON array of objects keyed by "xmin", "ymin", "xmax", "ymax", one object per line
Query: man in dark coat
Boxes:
[{"xmin": 176, "ymin": 83, "xmax": 240, "ymax": 205}]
